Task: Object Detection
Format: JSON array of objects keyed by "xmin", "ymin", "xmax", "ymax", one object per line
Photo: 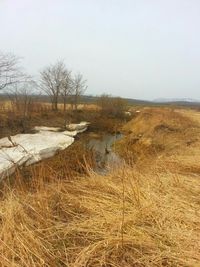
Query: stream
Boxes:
[{"xmin": 86, "ymin": 133, "xmax": 123, "ymax": 174}]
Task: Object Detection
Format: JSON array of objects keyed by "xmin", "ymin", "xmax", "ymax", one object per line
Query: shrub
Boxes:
[{"xmin": 97, "ymin": 94, "xmax": 128, "ymax": 118}]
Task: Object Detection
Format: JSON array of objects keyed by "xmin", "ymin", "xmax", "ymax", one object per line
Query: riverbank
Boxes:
[
  {"xmin": 0, "ymin": 107, "xmax": 128, "ymax": 139},
  {"xmin": 3, "ymin": 130, "xmax": 124, "ymax": 186},
  {"xmin": 0, "ymin": 106, "xmax": 130, "ymax": 181},
  {"xmin": 115, "ymin": 107, "xmax": 200, "ymax": 170}
]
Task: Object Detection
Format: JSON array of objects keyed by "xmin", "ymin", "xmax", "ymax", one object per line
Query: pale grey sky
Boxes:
[{"xmin": 1, "ymin": 0, "xmax": 200, "ymax": 100}]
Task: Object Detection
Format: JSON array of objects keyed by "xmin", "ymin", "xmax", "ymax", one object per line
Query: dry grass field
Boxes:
[
  {"xmin": 0, "ymin": 100, "xmax": 99, "ymax": 112},
  {"xmin": 0, "ymin": 107, "xmax": 200, "ymax": 266}
]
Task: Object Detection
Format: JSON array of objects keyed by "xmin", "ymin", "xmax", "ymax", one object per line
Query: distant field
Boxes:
[{"xmin": 0, "ymin": 99, "xmax": 100, "ymax": 112}]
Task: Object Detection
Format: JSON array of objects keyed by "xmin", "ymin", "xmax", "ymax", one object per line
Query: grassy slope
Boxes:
[
  {"xmin": 118, "ymin": 108, "xmax": 200, "ymax": 170},
  {"xmin": 0, "ymin": 107, "xmax": 200, "ymax": 267}
]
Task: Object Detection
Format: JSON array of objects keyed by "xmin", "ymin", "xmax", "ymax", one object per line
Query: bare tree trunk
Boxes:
[
  {"xmin": 74, "ymin": 94, "xmax": 79, "ymax": 111},
  {"xmin": 52, "ymin": 97, "xmax": 58, "ymax": 111},
  {"xmin": 63, "ymin": 97, "xmax": 68, "ymax": 128},
  {"xmin": 63, "ymin": 100, "xmax": 66, "ymax": 112},
  {"xmin": 55, "ymin": 101, "xmax": 58, "ymax": 111},
  {"xmin": 72, "ymin": 73, "xmax": 87, "ymax": 112}
]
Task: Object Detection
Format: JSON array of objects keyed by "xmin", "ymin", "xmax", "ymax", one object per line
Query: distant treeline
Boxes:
[{"xmin": 1, "ymin": 93, "xmax": 200, "ymax": 107}]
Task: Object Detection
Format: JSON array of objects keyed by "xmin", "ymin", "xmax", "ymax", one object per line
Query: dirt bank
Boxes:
[{"xmin": 116, "ymin": 107, "xmax": 200, "ymax": 174}]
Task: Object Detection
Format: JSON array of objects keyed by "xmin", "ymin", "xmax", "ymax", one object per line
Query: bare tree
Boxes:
[
  {"xmin": 0, "ymin": 51, "xmax": 27, "ymax": 91},
  {"xmin": 40, "ymin": 61, "xmax": 67, "ymax": 111},
  {"xmin": 71, "ymin": 73, "xmax": 87, "ymax": 111},
  {"xmin": 60, "ymin": 69, "xmax": 73, "ymax": 127},
  {"xmin": 9, "ymin": 81, "xmax": 36, "ymax": 117},
  {"xmin": 8, "ymin": 81, "xmax": 37, "ymax": 132},
  {"xmin": 61, "ymin": 70, "xmax": 72, "ymax": 112}
]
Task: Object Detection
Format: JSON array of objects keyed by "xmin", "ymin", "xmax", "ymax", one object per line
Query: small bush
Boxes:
[{"xmin": 97, "ymin": 94, "xmax": 128, "ymax": 118}]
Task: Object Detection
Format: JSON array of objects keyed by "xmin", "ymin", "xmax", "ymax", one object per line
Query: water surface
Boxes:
[{"xmin": 87, "ymin": 133, "xmax": 123, "ymax": 173}]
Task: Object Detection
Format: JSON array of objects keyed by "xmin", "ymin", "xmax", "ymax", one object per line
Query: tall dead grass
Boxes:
[
  {"xmin": 1, "ymin": 107, "xmax": 200, "ymax": 266},
  {"xmin": 117, "ymin": 108, "xmax": 200, "ymax": 165},
  {"xmin": 0, "ymin": 162, "xmax": 199, "ymax": 267}
]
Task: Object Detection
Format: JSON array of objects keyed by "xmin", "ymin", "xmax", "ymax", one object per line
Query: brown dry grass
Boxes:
[
  {"xmin": 0, "ymin": 100, "xmax": 99, "ymax": 112},
  {"xmin": 0, "ymin": 107, "xmax": 200, "ymax": 266},
  {"xmin": 5, "ymin": 137, "xmax": 96, "ymax": 190},
  {"xmin": 117, "ymin": 108, "xmax": 200, "ymax": 167},
  {"xmin": 0, "ymin": 164, "xmax": 200, "ymax": 267}
]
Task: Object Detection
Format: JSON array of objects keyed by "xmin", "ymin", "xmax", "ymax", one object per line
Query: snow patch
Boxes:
[{"xmin": 0, "ymin": 122, "xmax": 89, "ymax": 180}]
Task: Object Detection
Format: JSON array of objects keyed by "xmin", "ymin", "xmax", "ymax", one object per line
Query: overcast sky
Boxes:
[{"xmin": 1, "ymin": 0, "xmax": 200, "ymax": 100}]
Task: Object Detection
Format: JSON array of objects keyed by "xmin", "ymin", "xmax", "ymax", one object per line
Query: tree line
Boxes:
[
  {"xmin": 0, "ymin": 51, "xmax": 87, "ymax": 112},
  {"xmin": 0, "ymin": 51, "xmax": 129, "ymax": 123}
]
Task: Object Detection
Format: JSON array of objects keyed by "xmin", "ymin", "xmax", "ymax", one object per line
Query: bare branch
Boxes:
[
  {"xmin": 40, "ymin": 60, "xmax": 69, "ymax": 111},
  {"xmin": 71, "ymin": 72, "xmax": 87, "ymax": 110},
  {"xmin": 0, "ymin": 51, "xmax": 28, "ymax": 90}
]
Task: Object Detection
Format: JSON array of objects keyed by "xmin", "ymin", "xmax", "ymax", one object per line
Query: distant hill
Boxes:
[
  {"xmin": 153, "ymin": 98, "xmax": 200, "ymax": 107},
  {"xmin": 154, "ymin": 98, "xmax": 200, "ymax": 103},
  {"xmin": 81, "ymin": 96, "xmax": 200, "ymax": 107},
  {"xmin": 1, "ymin": 93, "xmax": 200, "ymax": 107},
  {"xmin": 81, "ymin": 95, "xmax": 152, "ymax": 105}
]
